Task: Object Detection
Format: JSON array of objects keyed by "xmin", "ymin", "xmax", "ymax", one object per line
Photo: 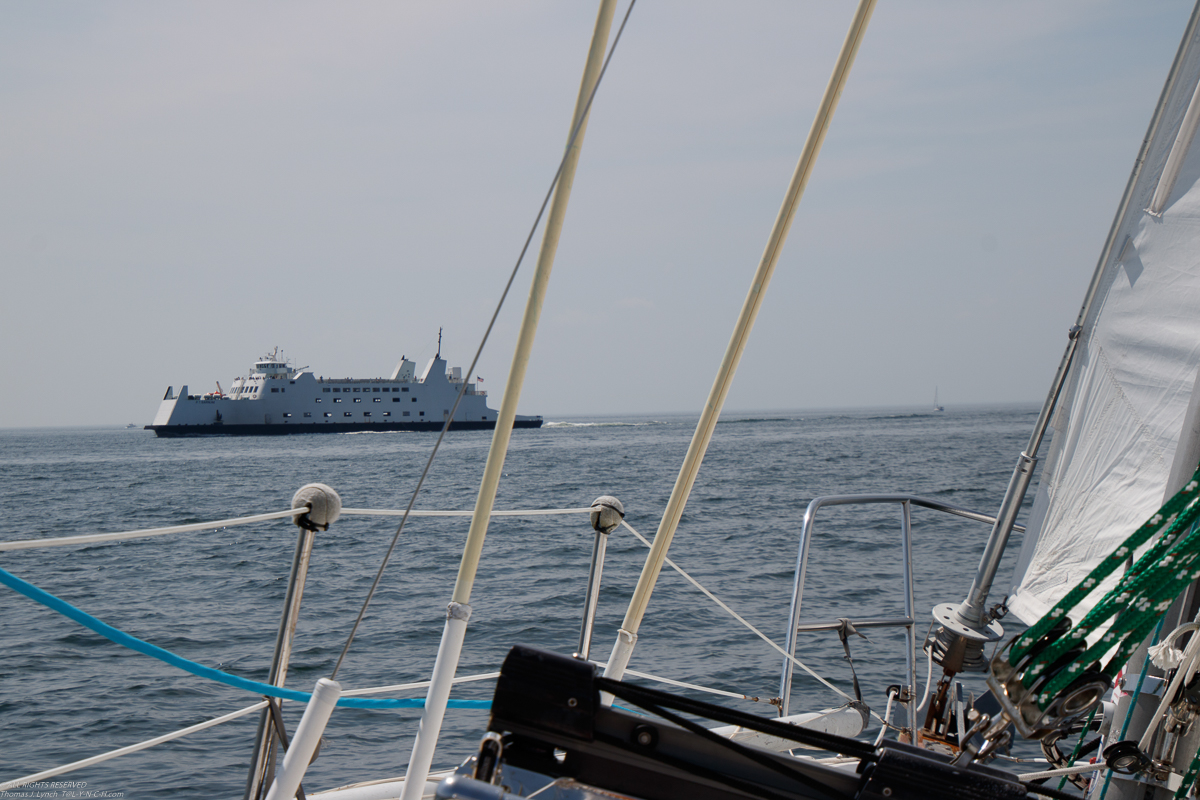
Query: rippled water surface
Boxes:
[{"xmin": 0, "ymin": 406, "xmax": 1038, "ymax": 797}]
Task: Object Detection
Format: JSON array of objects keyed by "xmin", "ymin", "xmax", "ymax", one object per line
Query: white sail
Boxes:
[{"xmin": 1008, "ymin": 17, "xmax": 1200, "ymax": 626}]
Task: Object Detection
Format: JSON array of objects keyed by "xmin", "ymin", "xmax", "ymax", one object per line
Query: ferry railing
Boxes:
[{"xmin": 778, "ymin": 494, "xmax": 1025, "ymax": 737}]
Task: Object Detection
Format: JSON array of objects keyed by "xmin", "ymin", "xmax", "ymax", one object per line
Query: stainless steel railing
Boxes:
[{"xmin": 777, "ymin": 494, "xmax": 1024, "ymax": 734}]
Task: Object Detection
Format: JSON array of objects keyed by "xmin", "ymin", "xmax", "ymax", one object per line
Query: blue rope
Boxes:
[{"xmin": 0, "ymin": 566, "xmax": 489, "ymax": 711}]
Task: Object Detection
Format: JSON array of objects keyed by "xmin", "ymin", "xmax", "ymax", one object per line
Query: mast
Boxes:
[
  {"xmin": 601, "ymin": 0, "xmax": 878, "ymax": 685},
  {"xmin": 397, "ymin": 4, "xmax": 619, "ymax": 797},
  {"xmin": 926, "ymin": 2, "xmax": 1200, "ymax": 691}
]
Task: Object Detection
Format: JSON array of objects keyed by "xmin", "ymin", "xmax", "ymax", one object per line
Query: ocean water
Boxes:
[{"xmin": 0, "ymin": 406, "xmax": 1038, "ymax": 798}]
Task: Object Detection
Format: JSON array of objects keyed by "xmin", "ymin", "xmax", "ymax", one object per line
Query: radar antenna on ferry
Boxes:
[{"xmin": 436, "ymin": 328, "xmax": 442, "ymax": 359}]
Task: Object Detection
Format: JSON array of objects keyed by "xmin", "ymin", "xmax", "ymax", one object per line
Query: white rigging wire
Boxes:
[
  {"xmin": 0, "ymin": 507, "xmax": 591, "ymax": 552},
  {"xmin": 340, "ymin": 671, "xmax": 501, "ymax": 697},
  {"xmin": 619, "ymin": 519, "xmax": 884, "ymax": 722},
  {"xmin": 590, "ymin": 662, "xmax": 763, "ymax": 702},
  {"xmin": 0, "ymin": 701, "xmax": 268, "ymax": 791},
  {"xmin": 0, "ymin": 509, "xmax": 305, "ymax": 551},
  {"xmin": 342, "ymin": 507, "xmax": 590, "ymax": 517}
]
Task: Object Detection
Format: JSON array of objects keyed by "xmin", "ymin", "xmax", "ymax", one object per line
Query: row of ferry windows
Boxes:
[
  {"xmin": 281, "ymin": 411, "xmax": 425, "ymax": 418},
  {"xmin": 316, "ymin": 397, "xmax": 416, "ymax": 403},
  {"xmin": 322, "ymin": 387, "xmax": 408, "ymax": 393},
  {"xmin": 232, "ymin": 386, "xmax": 408, "ymax": 395},
  {"xmin": 275, "ymin": 411, "xmax": 485, "ymax": 421}
]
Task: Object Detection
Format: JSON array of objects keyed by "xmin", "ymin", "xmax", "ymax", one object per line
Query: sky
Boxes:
[{"xmin": 0, "ymin": 1, "xmax": 1196, "ymax": 427}]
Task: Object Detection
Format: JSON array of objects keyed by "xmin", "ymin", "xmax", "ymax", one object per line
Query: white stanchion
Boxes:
[
  {"xmin": 398, "ymin": 0, "xmax": 620, "ymax": 795},
  {"xmin": 265, "ymin": 678, "xmax": 342, "ymax": 800},
  {"xmin": 399, "ymin": 610, "xmax": 469, "ymax": 800}
]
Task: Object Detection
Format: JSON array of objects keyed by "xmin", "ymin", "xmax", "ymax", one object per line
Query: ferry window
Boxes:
[
  {"xmin": 382, "ymin": 388, "xmax": 390, "ymax": 392},
  {"xmin": 412, "ymin": 397, "xmax": 417, "ymax": 402},
  {"xmin": 482, "ymin": 416, "xmax": 487, "ymax": 420},
  {"xmin": 324, "ymin": 412, "xmax": 332, "ymax": 417},
  {"xmin": 393, "ymin": 398, "xmax": 400, "ymax": 402},
  {"xmin": 353, "ymin": 388, "xmax": 360, "ymax": 393},
  {"xmin": 373, "ymin": 397, "xmax": 381, "ymax": 403},
  {"xmin": 419, "ymin": 411, "xmax": 424, "ymax": 416},
  {"xmin": 315, "ymin": 398, "xmax": 322, "ymax": 403},
  {"xmin": 271, "ymin": 388, "xmax": 278, "ymax": 393},
  {"xmin": 383, "ymin": 412, "xmax": 391, "ymax": 417},
  {"xmin": 363, "ymin": 412, "xmax": 371, "ymax": 417},
  {"xmin": 303, "ymin": 412, "xmax": 312, "ymax": 418},
  {"xmin": 281, "ymin": 388, "xmax": 285, "ymax": 393},
  {"xmin": 333, "ymin": 388, "xmax": 340, "ymax": 393},
  {"xmin": 334, "ymin": 398, "xmax": 342, "ymax": 403},
  {"xmin": 283, "ymin": 413, "xmax": 292, "ymax": 418},
  {"xmin": 353, "ymin": 398, "xmax": 361, "ymax": 403},
  {"xmin": 344, "ymin": 412, "xmax": 353, "ymax": 417},
  {"xmin": 402, "ymin": 387, "xmax": 409, "ymax": 392},
  {"xmin": 403, "ymin": 411, "xmax": 410, "ymax": 417},
  {"xmin": 373, "ymin": 388, "xmax": 380, "ymax": 392},
  {"xmin": 323, "ymin": 388, "xmax": 330, "ymax": 393}
]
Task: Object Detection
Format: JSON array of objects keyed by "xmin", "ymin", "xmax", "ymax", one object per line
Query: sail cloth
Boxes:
[{"xmin": 1007, "ymin": 23, "xmax": 1200, "ymax": 626}]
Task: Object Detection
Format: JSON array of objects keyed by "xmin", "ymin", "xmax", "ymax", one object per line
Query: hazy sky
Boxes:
[{"xmin": 1, "ymin": 1, "xmax": 1195, "ymax": 427}]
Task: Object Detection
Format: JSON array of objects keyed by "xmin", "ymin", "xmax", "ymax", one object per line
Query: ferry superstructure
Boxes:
[{"xmin": 146, "ymin": 349, "xmax": 542, "ymax": 436}]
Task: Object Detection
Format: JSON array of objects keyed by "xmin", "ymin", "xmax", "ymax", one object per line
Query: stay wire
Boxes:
[{"xmin": 330, "ymin": 0, "xmax": 638, "ymax": 680}]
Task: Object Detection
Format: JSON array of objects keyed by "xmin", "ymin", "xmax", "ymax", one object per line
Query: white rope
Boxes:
[
  {"xmin": 1016, "ymin": 762, "xmax": 1106, "ymax": 781},
  {"xmin": 0, "ymin": 507, "xmax": 592, "ymax": 552},
  {"xmin": 0, "ymin": 510, "xmax": 305, "ymax": 552},
  {"xmin": 340, "ymin": 672, "xmax": 500, "ymax": 697},
  {"xmin": 341, "ymin": 507, "xmax": 591, "ymax": 517},
  {"xmin": 591, "ymin": 661, "xmax": 759, "ymax": 701},
  {"xmin": 874, "ymin": 691, "xmax": 896, "ymax": 747},
  {"xmin": 620, "ymin": 520, "xmax": 869, "ymax": 715},
  {"xmin": 0, "ymin": 701, "xmax": 268, "ymax": 790},
  {"xmin": 915, "ymin": 644, "xmax": 935, "ymax": 714},
  {"xmin": 1139, "ymin": 617, "xmax": 1200, "ymax": 751}
]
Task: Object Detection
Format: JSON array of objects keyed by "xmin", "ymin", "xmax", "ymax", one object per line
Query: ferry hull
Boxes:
[
  {"xmin": 147, "ymin": 350, "xmax": 542, "ymax": 437},
  {"xmin": 146, "ymin": 418, "xmax": 543, "ymax": 437}
]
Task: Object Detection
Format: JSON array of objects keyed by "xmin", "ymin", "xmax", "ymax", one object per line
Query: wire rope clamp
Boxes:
[
  {"xmin": 292, "ymin": 483, "xmax": 342, "ymax": 532},
  {"xmin": 589, "ymin": 496, "xmax": 624, "ymax": 534}
]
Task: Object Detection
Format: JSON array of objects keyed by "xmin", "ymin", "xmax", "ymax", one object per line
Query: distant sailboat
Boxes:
[{"xmin": 934, "ymin": 387, "xmax": 944, "ymax": 412}]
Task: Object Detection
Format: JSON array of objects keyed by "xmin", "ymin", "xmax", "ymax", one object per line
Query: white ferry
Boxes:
[{"xmin": 146, "ymin": 348, "xmax": 542, "ymax": 436}]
